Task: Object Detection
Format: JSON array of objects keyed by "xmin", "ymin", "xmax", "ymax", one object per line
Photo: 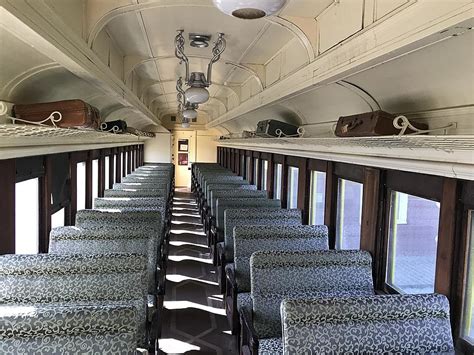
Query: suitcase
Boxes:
[
  {"xmin": 100, "ymin": 120, "xmax": 128, "ymax": 133},
  {"xmin": 256, "ymin": 119, "xmax": 299, "ymax": 137},
  {"xmin": 12, "ymin": 99, "xmax": 101, "ymax": 129},
  {"xmin": 335, "ymin": 110, "xmax": 428, "ymax": 137}
]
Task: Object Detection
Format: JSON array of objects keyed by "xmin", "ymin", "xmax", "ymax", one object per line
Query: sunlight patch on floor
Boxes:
[
  {"xmin": 159, "ymin": 338, "xmax": 200, "ymax": 353},
  {"xmin": 168, "ymin": 255, "xmax": 213, "ymax": 264},
  {"xmin": 171, "ymin": 229, "xmax": 206, "ymax": 236},
  {"xmin": 167, "ymin": 274, "xmax": 218, "ymax": 286},
  {"xmin": 163, "ymin": 300, "xmax": 226, "ymax": 316},
  {"xmin": 169, "ymin": 241, "xmax": 207, "ymax": 248}
]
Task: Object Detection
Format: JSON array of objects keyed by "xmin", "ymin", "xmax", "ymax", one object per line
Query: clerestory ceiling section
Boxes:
[{"xmin": 88, "ymin": 0, "xmax": 323, "ymax": 126}]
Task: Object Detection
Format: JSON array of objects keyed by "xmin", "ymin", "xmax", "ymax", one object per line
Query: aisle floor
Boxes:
[{"xmin": 159, "ymin": 189, "xmax": 238, "ymax": 355}]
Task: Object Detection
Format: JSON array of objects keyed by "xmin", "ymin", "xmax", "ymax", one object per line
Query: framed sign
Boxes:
[
  {"xmin": 178, "ymin": 153, "xmax": 188, "ymax": 166},
  {"xmin": 178, "ymin": 139, "xmax": 188, "ymax": 152}
]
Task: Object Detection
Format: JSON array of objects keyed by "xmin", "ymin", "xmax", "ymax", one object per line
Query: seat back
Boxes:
[
  {"xmin": 224, "ymin": 208, "xmax": 301, "ymax": 260},
  {"xmin": 104, "ymin": 188, "xmax": 167, "ymax": 198},
  {"xmin": 208, "ymin": 185, "xmax": 258, "ymax": 214},
  {"xmin": 250, "ymin": 250, "xmax": 374, "ymax": 338},
  {"xmin": 281, "ymin": 294, "xmax": 454, "ymax": 355},
  {"xmin": 202, "ymin": 175, "xmax": 243, "ymax": 193},
  {"xmin": 0, "ymin": 303, "xmax": 139, "ymax": 354},
  {"xmin": 122, "ymin": 176, "xmax": 169, "ymax": 183},
  {"xmin": 216, "ymin": 198, "xmax": 280, "ymax": 230},
  {"xmin": 234, "ymin": 225, "xmax": 328, "ymax": 292},
  {"xmin": 49, "ymin": 226, "xmax": 156, "ymax": 294}
]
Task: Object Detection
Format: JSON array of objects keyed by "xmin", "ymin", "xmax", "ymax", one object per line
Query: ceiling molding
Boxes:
[{"xmin": 0, "ymin": 62, "xmax": 62, "ymax": 99}]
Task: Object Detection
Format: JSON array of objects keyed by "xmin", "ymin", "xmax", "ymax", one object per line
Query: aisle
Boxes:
[{"xmin": 159, "ymin": 189, "xmax": 238, "ymax": 355}]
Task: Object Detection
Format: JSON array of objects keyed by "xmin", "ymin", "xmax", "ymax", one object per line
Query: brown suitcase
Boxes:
[
  {"xmin": 12, "ymin": 99, "xmax": 101, "ymax": 129},
  {"xmin": 335, "ymin": 110, "xmax": 428, "ymax": 137}
]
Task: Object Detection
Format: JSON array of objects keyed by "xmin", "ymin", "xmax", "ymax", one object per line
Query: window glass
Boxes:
[
  {"xmin": 287, "ymin": 167, "xmax": 299, "ymax": 209},
  {"xmin": 336, "ymin": 179, "xmax": 363, "ymax": 250},
  {"xmin": 104, "ymin": 156, "xmax": 110, "ymax": 190},
  {"xmin": 386, "ymin": 191, "xmax": 440, "ymax": 294},
  {"xmin": 309, "ymin": 171, "xmax": 326, "ymax": 225},
  {"xmin": 76, "ymin": 162, "xmax": 86, "ymax": 210},
  {"xmin": 254, "ymin": 158, "xmax": 259, "ymax": 186},
  {"xmin": 274, "ymin": 163, "xmax": 282, "ymax": 200},
  {"xmin": 262, "ymin": 160, "xmax": 268, "ymax": 191},
  {"xmin": 462, "ymin": 211, "xmax": 474, "ymax": 344},
  {"xmin": 15, "ymin": 179, "xmax": 39, "ymax": 254},
  {"xmin": 124, "ymin": 152, "xmax": 128, "ymax": 175},
  {"xmin": 51, "ymin": 208, "xmax": 65, "ymax": 228},
  {"xmin": 92, "ymin": 159, "xmax": 99, "ymax": 199}
]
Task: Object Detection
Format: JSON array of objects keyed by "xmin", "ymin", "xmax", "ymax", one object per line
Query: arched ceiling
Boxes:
[{"xmin": 86, "ymin": 0, "xmax": 323, "ymax": 124}]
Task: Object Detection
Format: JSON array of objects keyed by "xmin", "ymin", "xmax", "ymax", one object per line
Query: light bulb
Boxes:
[
  {"xmin": 183, "ymin": 109, "xmax": 198, "ymax": 119},
  {"xmin": 212, "ymin": 0, "xmax": 287, "ymax": 19},
  {"xmin": 185, "ymin": 87, "xmax": 210, "ymax": 104}
]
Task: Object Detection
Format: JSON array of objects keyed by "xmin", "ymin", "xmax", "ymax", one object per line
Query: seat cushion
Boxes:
[
  {"xmin": 236, "ymin": 292, "xmax": 252, "ymax": 312},
  {"xmin": 259, "ymin": 337, "xmax": 283, "ymax": 355}
]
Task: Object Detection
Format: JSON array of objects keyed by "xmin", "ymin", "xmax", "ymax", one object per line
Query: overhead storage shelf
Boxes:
[
  {"xmin": 0, "ymin": 124, "xmax": 149, "ymax": 159},
  {"xmin": 217, "ymin": 135, "xmax": 474, "ymax": 179}
]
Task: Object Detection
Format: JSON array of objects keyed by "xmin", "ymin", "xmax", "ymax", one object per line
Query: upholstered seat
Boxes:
[
  {"xmin": 0, "ymin": 302, "xmax": 139, "ymax": 354},
  {"xmin": 259, "ymin": 337, "xmax": 283, "ymax": 355},
  {"xmin": 280, "ymin": 294, "xmax": 455, "ymax": 354},
  {"xmin": 104, "ymin": 188, "xmax": 168, "ymax": 198},
  {"xmin": 49, "ymin": 226, "xmax": 158, "ymax": 294},
  {"xmin": 237, "ymin": 292, "xmax": 252, "ymax": 312},
  {"xmin": 0, "ymin": 253, "xmax": 148, "ymax": 347}
]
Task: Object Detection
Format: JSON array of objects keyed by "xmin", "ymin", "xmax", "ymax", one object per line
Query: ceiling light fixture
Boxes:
[
  {"xmin": 175, "ymin": 30, "xmax": 226, "ymax": 104},
  {"xmin": 212, "ymin": 0, "xmax": 287, "ymax": 19},
  {"xmin": 189, "ymin": 33, "xmax": 211, "ymax": 48},
  {"xmin": 176, "ymin": 76, "xmax": 199, "ymax": 127}
]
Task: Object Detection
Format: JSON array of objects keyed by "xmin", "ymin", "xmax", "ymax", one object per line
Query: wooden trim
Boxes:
[
  {"xmin": 334, "ymin": 162, "xmax": 364, "ymax": 183},
  {"xmin": 435, "ymin": 178, "xmax": 459, "ymax": 298},
  {"xmin": 386, "ymin": 170, "xmax": 443, "ymax": 201},
  {"xmin": 267, "ymin": 154, "xmax": 274, "ymax": 199},
  {"xmin": 324, "ymin": 161, "xmax": 338, "ymax": 249},
  {"xmin": 281, "ymin": 156, "xmax": 289, "ymax": 209},
  {"xmin": 108, "ymin": 152, "xmax": 115, "ymax": 189},
  {"xmin": 308, "ymin": 159, "xmax": 327, "ymax": 172},
  {"xmin": 273, "ymin": 154, "xmax": 285, "ymax": 164},
  {"xmin": 115, "ymin": 150, "xmax": 122, "ymax": 183},
  {"xmin": 39, "ymin": 156, "xmax": 52, "ymax": 253},
  {"xmin": 69, "ymin": 154, "xmax": 78, "ymax": 225},
  {"xmin": 127, "ymin": 147, "xmax": 132, "ymax": 175},
  {"xmin": 85, "ymin": 155, "xmax": 93, "ymax": 209},
  {"xmin": 122, "ymin": 149, "xmax": 127, "ymax": 178},
  {"xmin": 360, "ymin": 168, "xmax": 381, "ymax": 283},
  {"xmin": 0, "ymin": 159, "xmax": 15, "ymax": 254},
  {"xmin": 298, "ymin": 158, "xmax": 310, "ymax": 224},
  {"xmin": 257, "ymin": 156, "xmax": 263, "ymax": 190},
  {"xmin": 260, "ymin": 152, "xmax": 271, "ymax": 160},
  {"xmin": 252, "ymin": 151, "xmax": 260, "ymax": 158},
  {"xmin": 98, "ymin": 155, "xmax": 105, "ymax": 198},
  {"xmin": 248, "ymin": 156, "xmax": 254, "ymax": 185}
]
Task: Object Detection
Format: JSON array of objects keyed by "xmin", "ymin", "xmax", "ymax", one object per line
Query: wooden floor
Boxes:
[{"xmin": 159, "ymin": 189, "xmax": 238, "ymax": 355}]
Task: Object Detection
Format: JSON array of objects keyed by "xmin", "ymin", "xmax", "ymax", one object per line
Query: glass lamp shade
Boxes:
[
  {"xmin": 183, "ymin": 109, "xmax": 198, "ymax": 120},
  {"xmin": 185, "ymin": 87, "xmax": 210, "ymax": 104},
  {"xmin": 212, "ymin": 0, "xmax": 287, "ymax": 19},
  {"xmin": 181, "ymin": 121, "xmax": 191, "ymax": 128}
]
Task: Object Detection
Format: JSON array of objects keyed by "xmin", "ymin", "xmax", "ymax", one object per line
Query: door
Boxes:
[{"xmin": 173, "ymin": 131, "xmax": 195, "ymax": 188}]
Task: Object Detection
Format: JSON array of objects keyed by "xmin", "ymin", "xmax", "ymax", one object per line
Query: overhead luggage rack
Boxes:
[{"xmin": 0, "ymin": 123, "xmax": 150, "ymax": 159}]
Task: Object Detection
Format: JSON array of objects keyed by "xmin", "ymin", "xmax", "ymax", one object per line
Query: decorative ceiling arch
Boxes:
[{"xmin": 126, "ymin": 55, "xmax": 265, "ymax": 92}]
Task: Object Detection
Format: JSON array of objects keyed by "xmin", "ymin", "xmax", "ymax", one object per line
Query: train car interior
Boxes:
[{"xmin": 0, "ymin": 0, "xmax": 473, "ymax": 354}]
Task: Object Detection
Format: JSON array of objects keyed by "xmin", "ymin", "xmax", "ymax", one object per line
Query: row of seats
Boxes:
[
  {"xmin": 191, "ymin": 163, "xmax": 455, "ymax": 355},
  {"xmin": 0, "ymin": 163, "xmax": 174, "ymax": 354}
]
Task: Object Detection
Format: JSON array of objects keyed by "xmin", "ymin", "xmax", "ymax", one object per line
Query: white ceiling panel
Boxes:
[
  {"xmin": 281, "ymin": 0, "xmax": 334, "ymax": 18},
  {"xmin": 106, "ymin": 14, "xmax": 150, "ymax": 57}
]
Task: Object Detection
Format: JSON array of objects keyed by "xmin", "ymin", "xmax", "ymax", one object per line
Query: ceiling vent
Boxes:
[{"xmin": 212, "ymin": 0, "xmax": 287, "ymax": 19}]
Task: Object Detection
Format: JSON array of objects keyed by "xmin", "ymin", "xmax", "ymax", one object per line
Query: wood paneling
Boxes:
[
  {"xmin": 0, "ymin": 159, "xmax": 16, "ymax": 254},
  {"xmin": 39, "ymin": 156, "xmax": 52, "ymax": 253},
  {"xmin": 115, "ymin": 150, "xmax": 122, "ymax": 183},
  {"xmin": 324, "ymin": 161, "xmax": 338, "ymax": 249},
  {"xmin": 85, "ymin": 155, "xmax": 93, "ymax": 209}
]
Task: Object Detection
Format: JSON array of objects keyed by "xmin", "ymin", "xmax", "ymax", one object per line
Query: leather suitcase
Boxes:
[
  {"xmin": 100, "ymin": 120, "xmax": 127, "ymax": 133},
  {"xmin": 255, "ymin": 119, "xmax": 299, "ymax": 137},
  {"xmin": 12, "ymin": 99, "xmax": 101, "ymax": 129},
  {"xmin": 335, "ymin": 110, "xmax": 428, "ymax": 137}
]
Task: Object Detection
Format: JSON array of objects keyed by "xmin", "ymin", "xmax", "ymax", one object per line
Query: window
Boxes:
[
  {"xmin": 76, "ymin": 162, "xmax": 86, "ymax": 210},
  {"xmin": 385, "ymin": 191, "xmax": 440, "ymax": 294},
  {"xmin": 287, "ymin": 167, "xmax": 299, "ymax": 209},
  {"xmin": 124, "ymin": 152, "xmax": 128, "ymax": 174},
  {"xmin": 336, "ymin": 179, "xmax": 363, "ymax": 250},
  {"xmin": 92, "ymin": 159, "xmax": 99, "ymax": 199},
  {"xmin": 262, "ymin": 160, "xmax": 268, "ymax": 191},
  {"xmin": 462, "ymin": 211, "xmax": 474, "ymax": 344},
  {"xmin": 246, "ymin": 156, "xmax": 251, "ymax": 182},
  {"xmin": 104, "ymin": 156, "xmax": 110, "ymax": 190},
  {"xmin": 15, "ymin": 179, "xmax": 39, "ymax": 254},
  {"xmin": 51, "ymin": 208, "xmax": 65, "ymax": 228},
  {"xmin": 309, "ymin": 171, "xmax": 326, "ymax": 225},
  {"xmin": 274, "ymin": 163, "xmax": 282, "ymax": 200},
  {"xmin": 240, "ymin": 155, "xmax": 245, "ymax": 177},
  {"xmin": 254, "ymin": 158, "xmax": 259, "ymax": 186}
]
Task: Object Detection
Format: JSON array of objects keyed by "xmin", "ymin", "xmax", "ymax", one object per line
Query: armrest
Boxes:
[
  {"xmin": 225, "ymin": 265, "xmax": 237, "ymax": 303},
  {"xmin": 216, "ymin": 242, "xmax": 226, "ymax": 267},
  {"xmin": 240, "ymin": 305, "xmax": 259, "ymax": 355}
]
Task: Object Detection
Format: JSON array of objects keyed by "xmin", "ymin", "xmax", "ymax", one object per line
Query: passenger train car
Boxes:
[{"xmin": 0, "ymin": 0, "xmax": 473, "ymax": 354}]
